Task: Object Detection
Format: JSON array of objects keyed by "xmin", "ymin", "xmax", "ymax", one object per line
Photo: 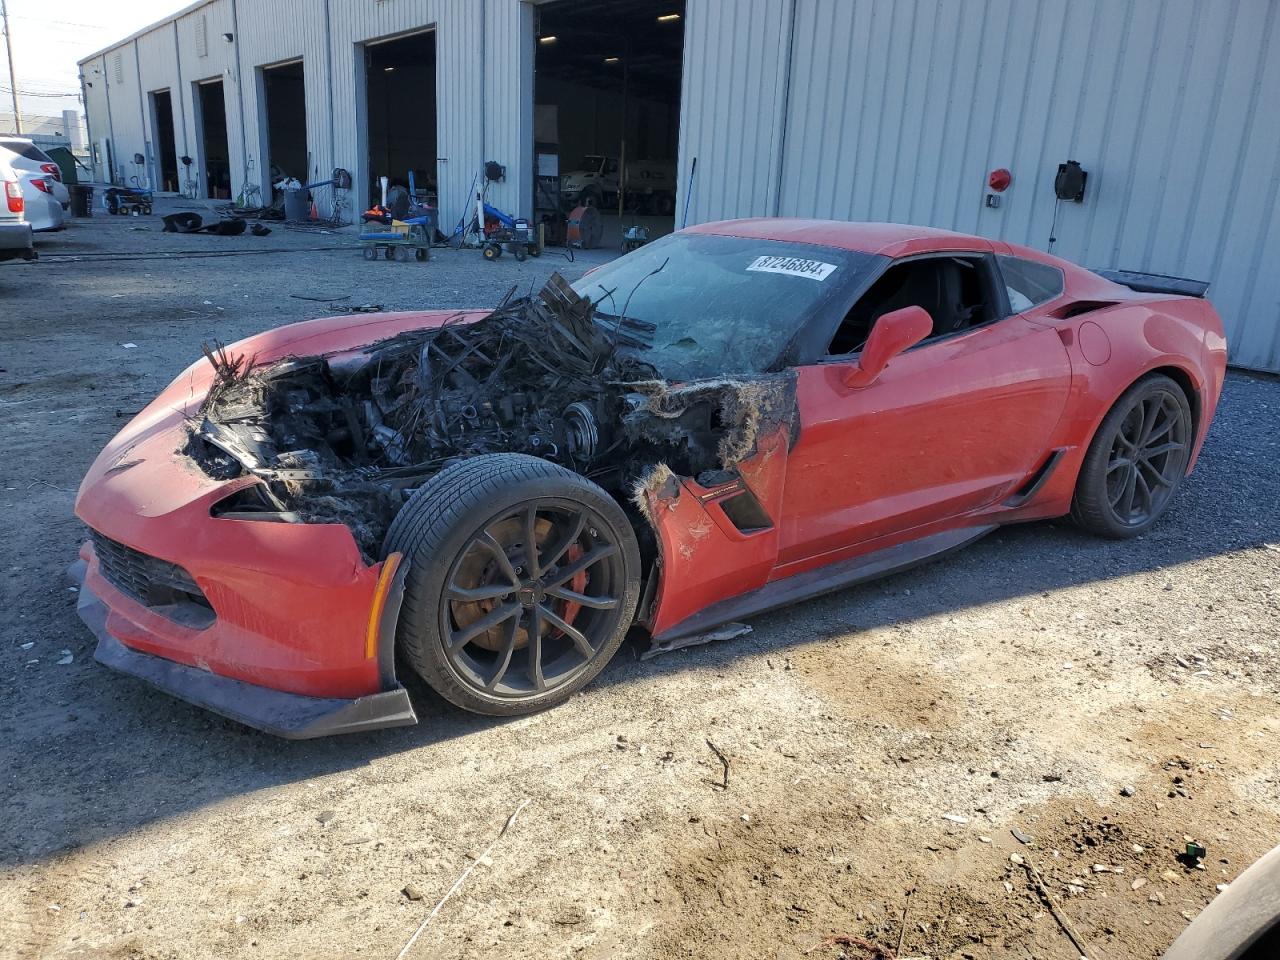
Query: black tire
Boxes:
[
  {"xmin": 363, "ymin": 246, "xmax": 377, "ymax": 261},
  {"xmin": 383, "ymin": 454, "xmax": 642, "ymax": 715},
  {"xmin": 514, "ymin": 245, "xmax": 527, "ymax": 262},
  {"xmin": 386, "ymin": 246, "xmax": 399, "ymax": 262},
  {"xmin": 527, "ymin": 244, "xmax": 541, "ymax": 258},
  {"xmin": 482, "ymin": 243, "xmax": 500, "ymax": 261},
  {"xmin": 1071, "ymin": 374, "xmax": 1193, "ymax": 538}
]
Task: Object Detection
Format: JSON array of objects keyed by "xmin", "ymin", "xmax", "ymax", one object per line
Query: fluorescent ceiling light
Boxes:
[
  {"xmin": 539, "ymin": 35, "xmax": 557, "ymax": 43},
  {"xmin": 604, "ymin": 56, "xmax": 620, "ymax": 63},
  {"xmin": 657, "ymin": 13, "xmax": 681, "ymax": 22}
]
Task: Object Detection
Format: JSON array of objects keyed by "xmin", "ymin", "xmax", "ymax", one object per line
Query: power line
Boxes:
[
  {"xmin": 0, "ymin": 84, "xmax": 81, "ymax": 98},
  {"xmin": 11, "ymin": 14, "xmax": 111, "ymax": 30}
]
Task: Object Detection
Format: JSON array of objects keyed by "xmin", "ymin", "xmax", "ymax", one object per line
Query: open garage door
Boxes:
[
  {"xmin": 195, "ymin": 79, "xmax": 231, "ymax": 199},
  {"xmin": 262, "ymin": 60, "xmax": 308, "ymax": 189},
  {"xmin": 363, "ymin": 30, "xmax": 437, "ymax": 218},
  {"xmin": 149, "ymin": 90, "xmax": 179, "ymax": 193},
  {"xmin": 534, "ymin": 0, "xmax": 684, "ymax": 250}
]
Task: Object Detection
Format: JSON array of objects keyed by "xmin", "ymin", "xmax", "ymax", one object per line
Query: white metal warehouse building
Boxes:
[{"xmin": 79, "ymin": 0, "xmax": 1280, "ymax": 371}]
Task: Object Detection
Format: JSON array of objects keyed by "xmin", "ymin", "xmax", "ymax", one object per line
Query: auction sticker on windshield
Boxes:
[{"xmin": 747, "ymin": 255, "xmax": 838, "ymax": 281}]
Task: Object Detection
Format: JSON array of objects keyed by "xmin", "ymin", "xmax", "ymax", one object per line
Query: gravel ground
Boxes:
[{"xmin": 1, "ymin": 203, "xmax": 1278, "ymax": 960}]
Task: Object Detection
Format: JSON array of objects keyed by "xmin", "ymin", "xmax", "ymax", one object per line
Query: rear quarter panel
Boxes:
[{"xmin": 1023, "ymin": 295, "xmax": 1225, "ymax": 518}]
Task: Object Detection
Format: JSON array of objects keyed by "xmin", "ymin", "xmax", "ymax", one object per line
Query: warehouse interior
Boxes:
[
  {"xmin": 150, "ymin": 89, "xmax": 179, "ymax": 193},
  {"xmin": 533, "ymin": 0, "xmax": 685, "ymax": 247},
  {"xmin": 196, "ymin": 79, "xmax": 231, "ymax": 199},
  {"xmin": 364, "ymin": 30, "xmax": 438, "ymax": 210},
  {"xmin": 262, "ymin": 60, "xmax": 308, "ymax": 185}
]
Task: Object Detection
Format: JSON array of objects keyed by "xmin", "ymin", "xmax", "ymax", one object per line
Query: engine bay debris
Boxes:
[{"xmin": 186, "ymin": 273, "xmax": 796, "ymax": 559}]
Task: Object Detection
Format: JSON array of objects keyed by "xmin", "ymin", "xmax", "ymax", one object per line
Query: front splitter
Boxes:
[{"xmin": 68, "ymin": 559, "xmax": 418, "ymax": 739}]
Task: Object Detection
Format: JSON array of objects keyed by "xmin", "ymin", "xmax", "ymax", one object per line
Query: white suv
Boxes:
[
  {"xmin": 0, "ymin": 137, "xmax": 70, "ymax": 210},
  {"xmin": 0, "ymin": 155, "xmax": 36, "ymax": 264}
]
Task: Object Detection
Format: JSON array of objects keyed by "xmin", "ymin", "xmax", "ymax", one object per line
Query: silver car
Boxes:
[
  {"xmin": 19, "ymin": 174, "xmax": 65, "ymax": 232},
  {"xmin": 0, "ymin": 155, "xmax": 35, "ymax": 263},
  {"xmin": 0, "ymin": 137, "xmax": 71, "ymax": 209}
]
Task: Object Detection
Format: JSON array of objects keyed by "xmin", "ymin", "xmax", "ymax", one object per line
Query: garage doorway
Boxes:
[
  {"xmin": 261, "ymin": 60, "xmax": 308, "ymax": 187},
  {"xmin": 149, "ymin": 89, "xmax": 179, "ymax": 193},
  {"xmin": 534, "ymin": 0, "xmax": 685, "ymax": 249},
  {"xmin": 363, "ymin": 30, "xmax": 437, "ymax": 215},
  {"xmin": 195, "ymin": 79, "xmax": 231, "ymax": 199}
]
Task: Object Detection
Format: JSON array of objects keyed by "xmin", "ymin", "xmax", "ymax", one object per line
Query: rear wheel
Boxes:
[
  {"xmin": 1071, "ymin": 374, "xmax": 1192, "ymax": 538},
  {"xmin": 384, "ymin": 454, "xmax": 642, "ymax": 715}
]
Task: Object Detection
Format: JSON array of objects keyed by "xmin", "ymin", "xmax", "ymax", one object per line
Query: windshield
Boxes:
[
  {"xmin": 575, "ymin": 155, "xmax": 606, "ymax": 173},
  {"xmin": 573, "ymin": 231, "xmax": 876, "ymax": 379}
]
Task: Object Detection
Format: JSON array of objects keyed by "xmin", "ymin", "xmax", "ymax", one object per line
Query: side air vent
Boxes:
[
  {"xmin": 1050, "ymin": 300, "xmax": 1119, "ymax": 319},
  {"xmin": 716, "ymin": 486, "xmax": 773, "ymax": 534}
]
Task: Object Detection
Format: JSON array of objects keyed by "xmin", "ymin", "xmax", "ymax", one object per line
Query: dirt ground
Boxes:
[{"xmin": 1, "ymin": 204, "xmax": 1278, "ymax": 960}]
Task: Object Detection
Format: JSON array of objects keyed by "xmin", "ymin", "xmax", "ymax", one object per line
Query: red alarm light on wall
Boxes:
[{"xmin": 988, "ymin": 168, "xmax": 1012, "ymax": 192}]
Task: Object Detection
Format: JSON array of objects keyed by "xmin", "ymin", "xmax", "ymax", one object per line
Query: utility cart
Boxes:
[
  {"xmin": 102, "ymin": 186, "xmax": 154, "ymax": 216},
  {"xmin": 358, "ymin": 222, "xmax": 432, "ymax": 262}
]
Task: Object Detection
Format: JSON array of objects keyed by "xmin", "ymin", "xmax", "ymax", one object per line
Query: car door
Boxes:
[{"xmin": 775, "ymin": 252, "xmax": 1074, "ymax": 570}]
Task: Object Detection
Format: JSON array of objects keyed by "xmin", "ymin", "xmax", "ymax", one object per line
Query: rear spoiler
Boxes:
[{"xmin": 1092, "ymin": 269, "xmax": 1210, "ymax": 298}]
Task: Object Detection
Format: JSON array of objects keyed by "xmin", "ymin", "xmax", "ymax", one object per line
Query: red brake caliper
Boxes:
[{"xmin": 560, "ymin": 542, "xmax": 588, "ymax": 628}]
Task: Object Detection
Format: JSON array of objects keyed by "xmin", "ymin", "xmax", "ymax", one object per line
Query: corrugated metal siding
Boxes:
[
  {"xmin": 78, "ymin": 0, "xmax": 532, "ymax": 228},
  {"xmin": 676, "ymin": 0, "xmax": 795, "ymax": 226},
  {"xmin": 324, "ymin": 0, "xmax": 524, "ymax": 229},
  {"xmin": 174, "ymin": 0, "xmax": 242, "ymax": 199},
  {"xmin": 684, "ymin": 0, "xmax": 1280, "ymax": 372}
]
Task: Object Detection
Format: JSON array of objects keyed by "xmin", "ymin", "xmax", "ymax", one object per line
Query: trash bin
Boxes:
[
  {"xmin": 69, "ymin": 184, "xmax": 93, "ymax": 218},
  {"xmin": 283, "ymin": 188, "xmax": 311, "ymax": 222}
]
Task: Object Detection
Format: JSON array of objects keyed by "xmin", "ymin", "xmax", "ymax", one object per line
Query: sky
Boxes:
[{"xmin": 1, "ymin": 0, "xmax": 180, "ymax": 118}]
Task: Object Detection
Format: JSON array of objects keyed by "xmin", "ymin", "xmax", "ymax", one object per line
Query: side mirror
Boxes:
[{"xmin": 841, "ymin": 306, "xmax": 933, "ymax": 387}]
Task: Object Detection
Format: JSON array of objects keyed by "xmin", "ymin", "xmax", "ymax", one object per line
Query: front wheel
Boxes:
[
  {"xmin": 384, "ymin": 454, "xmax": 642, "ymax": 715},
  {"xmin": 1071, "ymin": 374, "xmax": 1193, "ymax": 538}
]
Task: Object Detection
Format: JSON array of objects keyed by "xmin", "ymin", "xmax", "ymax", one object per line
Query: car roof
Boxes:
[{"xmin": 685, "ymin": 218, "xmax": 996, "ymax": 257}]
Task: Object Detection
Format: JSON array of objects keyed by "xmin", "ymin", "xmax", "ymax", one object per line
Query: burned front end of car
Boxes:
[
  {"xmin": 73, "ymin": 267, "xmax": 798, "ymax": 737},
  {"xmin": 185, "ymin": 274, "xmax": 797, "ymax": 567}
]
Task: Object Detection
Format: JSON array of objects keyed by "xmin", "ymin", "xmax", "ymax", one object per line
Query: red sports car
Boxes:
[{"xmin": 71, "ymin": 220, "xmax": 1227, "ymax": 737}]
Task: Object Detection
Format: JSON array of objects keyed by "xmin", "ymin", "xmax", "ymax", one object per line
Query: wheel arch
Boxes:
[
  {"xmin": 1074, "ymin": 362, "xmax": 1202, "ymax": 486},
  {"xmin": 1150, "ymin": 364, "xmax": 1201, "ymax": 451}
]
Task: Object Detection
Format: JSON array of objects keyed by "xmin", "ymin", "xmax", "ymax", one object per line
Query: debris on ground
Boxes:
[
  {"xmin": 394, "ymin": 798, "xmax": 531, "ymax": 960},
  {"xmin": 1180, "ymin": 841, "xmax": 1207, "ymax": 867},
  {"xmin": 705, "ymin": 739, "xmax": 731, "ymax": 791}
]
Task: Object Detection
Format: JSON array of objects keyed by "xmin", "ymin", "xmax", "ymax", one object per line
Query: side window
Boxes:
[
  {"xmin": 604, "ymin": 159, "xmax": 619, "ymax": 175},
  {"xmin": 998, "ymin": 255, "xmax": 1064, "ymax": 313},
  {"xmin": 827, "ymin": 256, "xmax": 997, "ymax": 355}
]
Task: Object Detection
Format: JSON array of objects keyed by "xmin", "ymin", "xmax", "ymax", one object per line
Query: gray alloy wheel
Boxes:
[
  {"xmin": 1071, "ymin": 374, "xmax": 1193, "ymax": 538},
  {"xmin": 383, "ymin": 454, "xmax": 642, "ymax": 716}
]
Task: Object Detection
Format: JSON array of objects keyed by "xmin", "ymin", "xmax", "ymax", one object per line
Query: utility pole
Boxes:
[{"xmin": 0, "ymin": 0, "xmax": 21, "ymax": 134}]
